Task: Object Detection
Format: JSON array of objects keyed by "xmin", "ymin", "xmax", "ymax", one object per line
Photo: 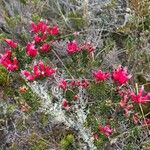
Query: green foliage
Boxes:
[
  {"xmin": 32, "ymin": 14, "xmax": 41, "ymax": 23},
  {"xmin": 29, "ymin": 133, "xmax": 47, "ymax": 150},
  {"xmin": 65, "ymin": 90, "xmax": 75, "ymax": 102},
  {"xmin": 88, "ymin": 82, "xmax": 110, "ymax": 101},
  {"xmin": 0, "ymin": 65, "xmax": 8, "ymax": 85},
  {"xmin": 125, "ymin": 143, "xmax": 134, "ymax": 150},
  {"xmin": 0, "ymin": 33, "xmax": 7, "ymax": 42},
  {"xmin": 20, "ymin": 88, "xmax": 41, "ymax": 112},
  {"xmin": 68, "ymin": 12, "xmax": 85, "ymax": 30},
  {"xmin": 39, "ymin": 113, "xmax": 49, "ymax": 125},
  {"xmin": 5, "ymin": 15, "xmax": 21, "ymax": 28},
  {"xmin": 60, "ymin": 134, "xmax": 74, "ymax": 150},
  {"xmin": 32, "ymin": 139, "xmax": 47, "ymax": 150},
  {"xmin": 19, "ymin": 0, "xmax": 27, "ymax": 4}
]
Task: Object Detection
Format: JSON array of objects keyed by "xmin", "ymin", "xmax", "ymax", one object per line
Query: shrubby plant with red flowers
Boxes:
[{"xmin": 0, "ymin": 20, "xmax": 150, "ymax": 149}]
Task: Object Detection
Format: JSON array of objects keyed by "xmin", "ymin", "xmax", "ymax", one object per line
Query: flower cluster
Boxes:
[
  {"xmin": 117, "ymin": 85, "xmax": 150, "ymax": 124},
  {"xmin": 93, "ymin": 69, "xmax": 110, "ymax": 82},
  {"xmin": 67, "ymin": 40, "xmax": 95, "ymax": 56},
  {"xmin": 93, "ymin": 66, "xmax": 131, "ymax": 85},
  {"xmin": 131, "ymin": 86, "xmax": 150, "ymax": 104},
  {"xmin": 1, "ymin": 20, "xmax": 149, "ymax": 147},
  {"xmin": 0, "ymin": 49, "xmax": 18, "ymax": 71},
  {"xmin": 25, "ymin": 21, "xmax": 59, "ymax": 57},
  {"xmin": 112, "ymin": 65, "xmax": 132, "ymax": 85},
  {"xmin": 93, "ymin": 124, "xmax": 113, "ymax": 141},
  {"xmin": 22, "ymin": 61, "xmax": 56, "ymax": 81},
  {"xmin": 99, "ymin": 124, "xmax": 113, "ymax": 137}
]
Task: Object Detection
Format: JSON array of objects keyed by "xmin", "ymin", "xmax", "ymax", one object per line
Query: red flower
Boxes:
[
  {"xmin": 131, "ymin": 86, "xmax": 150, "ymax": 104},
  {"xmin": 47, "ymin": 25, "xmax": 59, "ymax": 35},
  {"xmin": 62, "ymin": 99, "xmax": 69, "ymax": 109},
  {"xmin": 58, "ymin": 78, "xmax": 67, "ymax": 90},
  {"xmin": 67, "ymin": 40, "xmax": 78, "ymax": 54},
  {"xmin": 0, "ymin": 49, "xmax": 18, "ymax": 71},
  {"xmin": 4, "ymin": 39, "xmax": 17, "ymax": 48},
  {"xmin": 31, "ymin": 22, "xmax": 39, "ymax": 33},
  {"xmin": 142, "ymin": 119, "xmax": 150, "ymax": 126},
  {"xmin": 81, "ymin": 42, "xmax": 95, "ymax": 57},
  {"xmin": 112, "ymin": 65, "xmax": 131, "ymax": 85},
  {"xmin": 93, "ymin": 69, "xmax": 110, "ymax": 82},
  {"xmin": 22, "ymin": 61, "xmax": 56, "ymax": 81},
  {"xmin": 21, "ymin": 70, "xmax": 35, "ymax": 81},
  {"xmin": 80, "ymin": 79, "xmax": 89, "ymax": 88},
  {"xmin": 33, "ymin": 63, "xmax": 41, "ymax": 77},
  {"xmin": 45, "ymin": 66, "xmax": 56, "ymax": 77},
  {"xmin": 37, "ymin": 21, "xmax": 47, "ymax": 33},
  {"xmin": 31, "ymin": 21, "xmax": 47, "ymax": 33},
  {"xmin": 40, "ymin": 43, "xmax": 51, "ymax": 52},
  {"xmin": 38, "ymin": 61, "xmax": 45, "ymax": 76},
  {"xmin": 70, "ymin": 80, "xmax": 76, "ymax": 87},
  {"xmin": 34, "ymin": 35, "xmax": 42, "ymax": 43},
  {"xmin": 99, "ymin": 125, "xmax": 113, "ymax": 137},
  {"xmin": 26, "ymin": 43, "xmax": 38, "ymax": 57}
]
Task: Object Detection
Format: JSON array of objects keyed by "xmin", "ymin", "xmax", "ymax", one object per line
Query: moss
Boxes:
[{"xmin": 60, "ymin": 134, "xmax": 74, "ymax": 150}]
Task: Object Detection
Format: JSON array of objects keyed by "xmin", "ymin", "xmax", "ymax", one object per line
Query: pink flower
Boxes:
[
  {"xmin": 93, "ymin": 69, "xmax": 110, "ymax": 82},
  {"xmin": 34, "ymin": 35, "xmax": 42, "ymax": 43},
  {"xmin": 70, "ymin": 80, "xmax": 76, "ymax": 87},
  {"xmin": 26, "ymin": 43, "xmax": 38, "ymax": 57},
  {"xmin": 112, "ymin": 65, "xmax": 131, "ymax": 85},
  {"xmin": 40, "ymin": 43, "xmax": 51, "ymax": 52},
  {"xmin": 124, "ymin": 104, "xmax": 133, "ymax": 117},
  {"xmin": 67, "ymin": 40, "xmax": 78, "ymax": 54},
  {"xmin": 142, "ymin": 119, "xmax": 150, "ymax": 126},
  {"xmin": 131, "ymin": 86, "xmax": 150, "ymax": 104},
  {"xmin": 21, "ymin": 70, "xmax": 35, "ymax": 81},
  {"xmin": 0, "ymin": 50, "xmax": 18, "ymax": 71},
  {"xmin": 58, "ymin": 78, "xmax": 67, "ymax": 90},
  {"xmin": 80, "ymin": 79, "xmax": 89, "ymax": 88},
  {"xmin": 31, "ymin": 22, "xmax": 39, "ymax": 33},
  {"xmin": 33, "ymin": 63, "xmax": 41, "ymax": 77},
  {"xmin": 74, "ymin": 94, "xmax": 78, "ymax": 101},
  {"xmin": 38, "ymin": 61, "xmax": 45, "ymax": 76},
  {"xmin": 47, "ymin": 25, "xmax": 59, "ymax": 35},
  {"xmin": 92, "ymin": 133, "xmax": 99, "ymax": 140},
  {"xmin": 99, "ymin": 125, "xmax": 113, "ymax": 137},
  {"xmin": 37, "ymin": 21, "xmax": 47, "ymax": 33},
  {"xmin": 4, "ymin": 39, "xmax": 17, "ymax": 48},
  {"xmin": 132, "ymin": 113, "xmax": 139, "ymax": 124},
  {"xmin": 81, "ymin": 42, "xmax": 95, "ymax": 56},
  {"xmin": 62, "ymin": 99, "xmax": 69, "ymax": 109},
  {"xmin": 45, "ymin": 66, "xmax": 56, "ymax": 77},
  {"xmin": 119, "ymin": 92, "xmax": 133, "ymax": 117},
  {"xmin": 31, "ymin": 21, "xmax": 47, "ymax": 33},
  {"xmin": 21, "ymin": 61, "xmax": 56, "ymax": 81}
]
